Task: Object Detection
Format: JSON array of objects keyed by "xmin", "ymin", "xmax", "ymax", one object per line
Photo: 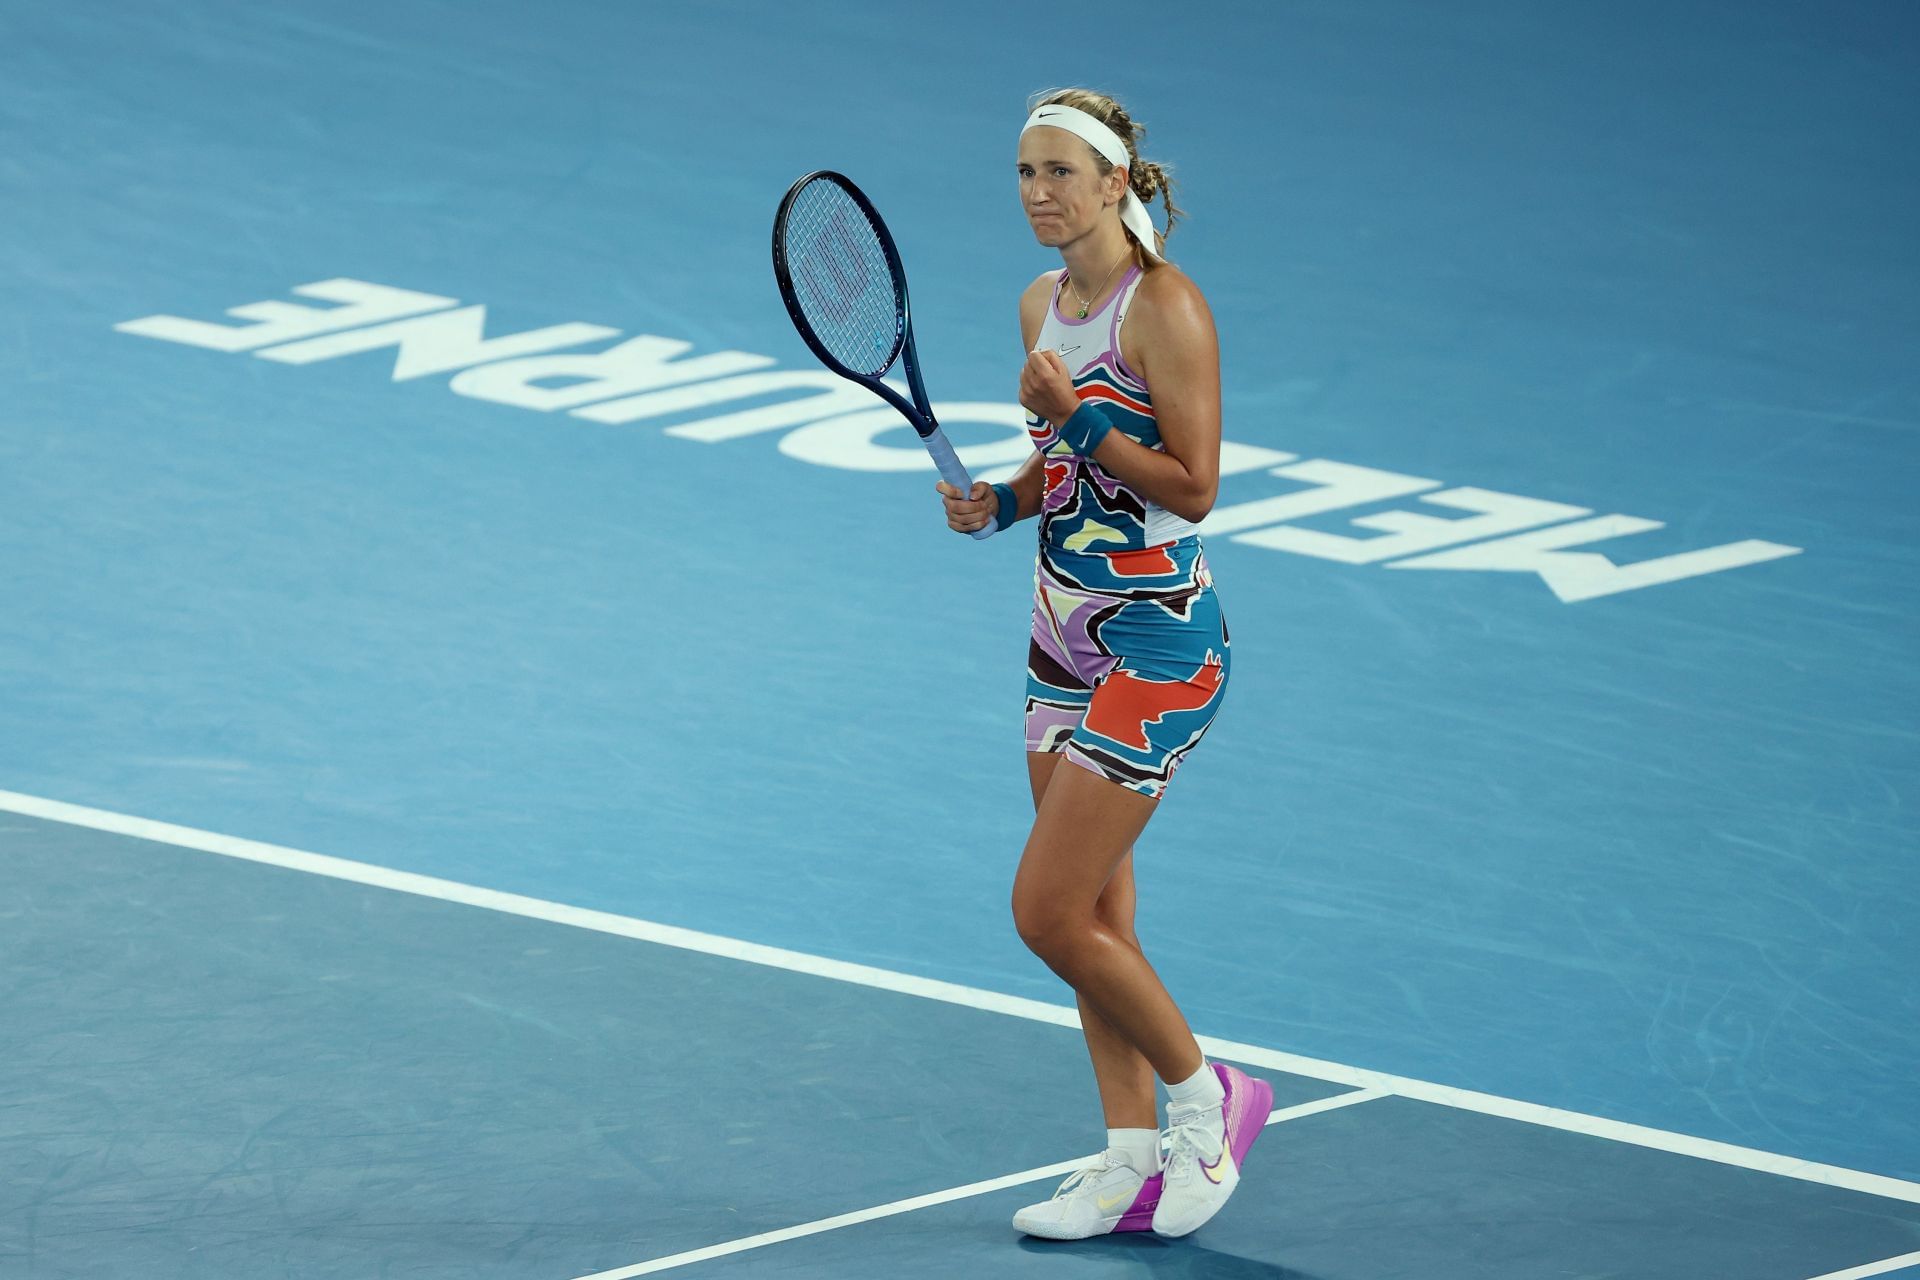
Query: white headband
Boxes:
[{"xmin": 1020, "ymin": 103, "xmax": 1165, "ymax": 262}]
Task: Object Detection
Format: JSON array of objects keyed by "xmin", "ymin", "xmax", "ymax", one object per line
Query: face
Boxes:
[{"xmin": 1017, "ymin": 126, "xmax": 1125, "ymax": 247}]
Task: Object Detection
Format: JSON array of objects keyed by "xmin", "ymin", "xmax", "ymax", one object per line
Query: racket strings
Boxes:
[{"xmin": 781, "ymin": 180, "xmax": 902, "ymax": 378}]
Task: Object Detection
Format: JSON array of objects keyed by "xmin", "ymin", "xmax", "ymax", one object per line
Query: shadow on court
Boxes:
[{"xmin": 1019, "ymin": 1234, "xmax": 1331, "ymax": 1278}]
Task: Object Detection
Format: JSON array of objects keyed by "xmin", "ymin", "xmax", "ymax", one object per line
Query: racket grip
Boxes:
[{"xmin": 923, "ymin": 426, "xmax": 996, "ymax": 541}]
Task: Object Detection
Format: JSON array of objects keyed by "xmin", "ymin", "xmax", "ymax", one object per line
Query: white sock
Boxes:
[
  {"xmin": 1163, "ymin": 1061, "xmax": 1226, "ymax": 1142},
  {"xmin": 1165, "ymin": 1060, "xmax": 1225, "ymax": 1110},
  {"xmin": 1106, "ymin": 1127, "xmax": 1160, "ymax": 1176}
]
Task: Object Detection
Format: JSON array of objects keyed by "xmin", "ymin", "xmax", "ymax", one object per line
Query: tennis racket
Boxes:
[{"xmin": 772, "ymin": 170, "xmax": 995, "ymax": 540}]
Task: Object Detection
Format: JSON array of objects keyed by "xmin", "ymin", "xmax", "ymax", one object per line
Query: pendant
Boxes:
[{"xmin": 1075, "ymin": 304, "xmax": 1089, "ymax": 318}]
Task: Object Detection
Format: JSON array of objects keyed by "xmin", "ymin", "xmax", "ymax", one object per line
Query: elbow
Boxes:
[{"xmin": 1177, "ymin": 480, "xmax": 1218, "ymax": 525}]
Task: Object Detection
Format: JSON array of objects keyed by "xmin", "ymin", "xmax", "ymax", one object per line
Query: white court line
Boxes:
[
  {"xmin": 1265, "ymin": 1087, "xmax": 1391, "ymax": 1125},
  {"xmin": 568, "ymin": 1155, "xmax": 1085, "ymax": 1280},
  {"xmin": 1804, "ymin": 1251, "xmax": 1920, "ymax": 1280},
  {"xmin": 4, "ymin": 786, "xmax": 1918, "ymax": 1216},
  {"xmin": 572, "ymin": 1089, "xmax": 1388, "ymax": 1279}
]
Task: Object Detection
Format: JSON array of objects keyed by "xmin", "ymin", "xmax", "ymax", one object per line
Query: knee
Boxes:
[
  {"xmin": 1011, "ymin": 891, "xmax": 1061, "ymax": 956},
  {"xmin": 1011, "ymin": 893, "xmax": 1094, "ymax": 967}
]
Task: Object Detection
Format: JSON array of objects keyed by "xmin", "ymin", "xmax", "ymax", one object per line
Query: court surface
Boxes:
[{"xmin": 3, "ymin": 1, "xmax": 1917, "ymax": 1277}]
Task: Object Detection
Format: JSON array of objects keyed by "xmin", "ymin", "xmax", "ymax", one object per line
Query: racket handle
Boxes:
[{"xmin": 923, "ymin": 426, "xmax": 996, "ymax": 541}]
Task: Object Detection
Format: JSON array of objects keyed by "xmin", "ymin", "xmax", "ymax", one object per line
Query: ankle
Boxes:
[
  {"xmin": 1106, "ymin": 1127, "xmax": 1161, "ymax": 1176},
  {"xmin": 1163, "ymin": 1059, "xmax": 1224, "ymax": 1112}
]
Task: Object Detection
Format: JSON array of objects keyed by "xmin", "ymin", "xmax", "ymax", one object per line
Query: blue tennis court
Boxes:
[{"xmin": 3, "ymin": 1, "xmax": 1917, "ymax": 1277}]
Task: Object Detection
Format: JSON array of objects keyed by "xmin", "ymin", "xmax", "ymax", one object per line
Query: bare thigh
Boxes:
[
  {"xmin": 1013, "ymin": 756, "xmax": 1157, "ymax": 938},
  {"xmin": 1026, "ymin": 752, "xmax": 1136, "ymax": 938}
]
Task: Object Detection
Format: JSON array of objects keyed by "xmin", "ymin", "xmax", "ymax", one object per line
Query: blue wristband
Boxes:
[
  {"xmin": 1057, "ymin": 402, "xmax": 1114, "ymax": 457},
  {"xmin": 990, "ymin": 482, "xmax": 1019, "ymax": 531}
]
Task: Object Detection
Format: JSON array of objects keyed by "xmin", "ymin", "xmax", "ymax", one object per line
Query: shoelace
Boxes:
[
  {"xmin": 1161, "ymin": 1105, "xmax": 1224, "ymax": 1185},
  {"xmin": 1049, "ymin": 1150, "xmax": 1130, "ymax": 1201}
]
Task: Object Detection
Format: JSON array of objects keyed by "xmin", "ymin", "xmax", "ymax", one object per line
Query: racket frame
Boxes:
[
  {"xmin": 772, "ymin": 169, "xmax": 939, "ymax": 439},
  {"xmin": 772, "ymin": 170, "xmax": 996, "ymax": 540}
]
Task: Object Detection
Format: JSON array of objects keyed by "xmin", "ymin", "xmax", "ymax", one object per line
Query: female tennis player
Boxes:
[{"xmin": 938, "ymin": 88, "xmax": 1273, "ymax": 1240}]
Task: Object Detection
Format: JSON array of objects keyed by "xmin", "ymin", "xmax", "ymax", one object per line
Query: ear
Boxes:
[{"xmin": 1108, "ymin": 163, "xmax": 1131, "ymax": 206}]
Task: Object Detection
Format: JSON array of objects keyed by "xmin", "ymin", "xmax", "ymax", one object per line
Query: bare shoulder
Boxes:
[
  {"xmin": 1020, "ymin": 269, "xmax": 1060, "ymax": 310},
  {"xmin": 1130, "ymin": 264, "xmax": 1216, "ymax": 340},
  {"xmin": 1018, "ymin": 269, "xmax": 1059, "ymax": 348}
]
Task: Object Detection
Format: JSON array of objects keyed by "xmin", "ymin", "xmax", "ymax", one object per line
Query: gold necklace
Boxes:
[{"xmin": 1068, "ymin": 247, "xmax": 1131, "ymax": 318}]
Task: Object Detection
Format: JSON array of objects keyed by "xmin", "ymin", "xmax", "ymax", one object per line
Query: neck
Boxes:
[{"xmin": 1058, "ymin": 222, "xmax": 1136, "ymax": 302}]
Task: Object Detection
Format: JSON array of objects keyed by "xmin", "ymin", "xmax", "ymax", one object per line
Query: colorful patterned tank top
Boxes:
[{"xmin": 1025, "ymin": 264, "xmax": 1207, "ymax": 597}]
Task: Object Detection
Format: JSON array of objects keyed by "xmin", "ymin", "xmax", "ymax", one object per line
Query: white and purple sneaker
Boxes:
[
  {"xmin": 1012, "ymin": 1149, "xmax": 1163, "ymax": 1240},
  {"xmin": 1151, "ymin": 1062, "xmax": 1275, "ymax": 1237}
]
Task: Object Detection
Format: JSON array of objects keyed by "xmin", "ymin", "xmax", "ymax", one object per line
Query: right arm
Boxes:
[{"xmin": 937, "ymin": 271, "xmax": 1057, "ymax": 534}]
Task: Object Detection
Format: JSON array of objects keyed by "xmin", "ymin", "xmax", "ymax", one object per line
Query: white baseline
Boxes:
[
  {"xmin": 572, "ymin": 1090, "xmax": 1388, "ymax": 1279},
  {"xmin": 1804, "ymin": 1251, "xmax": 1920, "ymax": 1280},
  {"xmin": 2, "ymin": 785, "xmax": 1914, "ymax": 1229}
]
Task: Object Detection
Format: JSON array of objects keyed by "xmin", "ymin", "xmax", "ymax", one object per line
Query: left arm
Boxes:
[{"xmin": 1018, "ymin": 270, "xmax": 1221, "ymax": 524}]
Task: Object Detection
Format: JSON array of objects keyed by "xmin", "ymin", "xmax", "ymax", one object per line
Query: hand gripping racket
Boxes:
[{"xmin": 772, "ymin": 170, "xmax": 995, "ymax": 539}]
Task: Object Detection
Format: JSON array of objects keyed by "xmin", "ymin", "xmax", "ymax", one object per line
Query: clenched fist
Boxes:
[{"xmin": 1019, "ymin": 347, "xmax": 1080, "ymax": 426}]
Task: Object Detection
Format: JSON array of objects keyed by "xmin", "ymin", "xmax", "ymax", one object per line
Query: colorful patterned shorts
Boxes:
[{"xmin": 1024, "ymin": 538, "xmax": 1230, "ymax": 799}]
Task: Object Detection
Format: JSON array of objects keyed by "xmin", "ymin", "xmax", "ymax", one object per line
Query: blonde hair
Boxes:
[{"xmin": 1026, "ymin": 86, "xmax": 1184, "ymax": 263}]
